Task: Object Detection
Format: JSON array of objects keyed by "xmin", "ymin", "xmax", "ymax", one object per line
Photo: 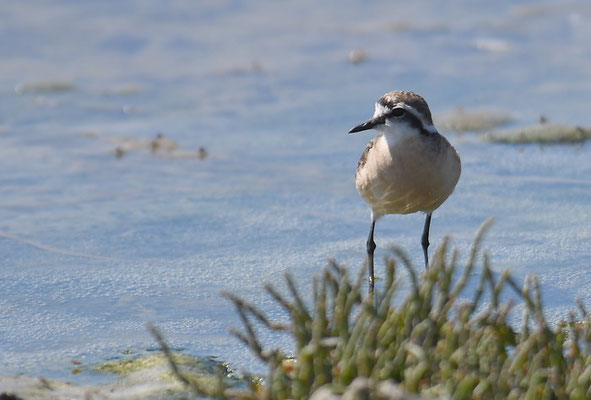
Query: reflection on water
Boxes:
[{"xmin": 0, "ymin": 0, "xmax": 590, "ymax": 382}]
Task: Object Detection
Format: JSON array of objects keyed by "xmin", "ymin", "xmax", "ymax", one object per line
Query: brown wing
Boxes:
[{"xmin": 356, "ymin": 134, "xmax": 382, "ymax": 177}]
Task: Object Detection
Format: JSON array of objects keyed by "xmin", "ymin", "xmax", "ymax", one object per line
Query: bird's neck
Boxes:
[{"xmin": 380, "ymin": 125, "xmax": 419, "ymax": 148}]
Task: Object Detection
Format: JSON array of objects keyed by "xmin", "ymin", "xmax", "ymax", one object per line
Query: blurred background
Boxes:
[{"xmin": 0, "ymin": 0, "xmax": 590, "ymax": 383}]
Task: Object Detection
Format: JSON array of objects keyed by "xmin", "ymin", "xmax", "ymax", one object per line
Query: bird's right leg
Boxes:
[
  {"xmin": 421, "ymin": 213, "xmax": 432, "ymax": 269},
  {"xmin": 366, "ymin": 216, "xmax": 377, "ymax": 293}
]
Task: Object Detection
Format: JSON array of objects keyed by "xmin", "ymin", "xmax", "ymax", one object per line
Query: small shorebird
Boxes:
[{"xmin": 349, "ymin": 90, "xmax": 461, "ymax": 291}]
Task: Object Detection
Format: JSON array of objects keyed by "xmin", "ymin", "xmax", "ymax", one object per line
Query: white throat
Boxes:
[
  {"xmin": 376, "ymin": 120, "xmax": 420, "ymax": 148},
  {"xmin": 371, "ymin": 102, "xmax": 437, "ymax": 148}
]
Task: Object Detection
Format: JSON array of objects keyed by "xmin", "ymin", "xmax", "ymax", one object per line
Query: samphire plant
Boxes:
[{"xmin": 220, "ymin": 220, "xmax": 591, "ymax": 399}]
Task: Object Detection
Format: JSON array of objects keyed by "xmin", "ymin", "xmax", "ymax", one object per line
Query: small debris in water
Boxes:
[
  {"xmin": 107, "ymin": 133, "xmax": 207, "ymax": 160},
  {"xmin": 386, "ymin": 21, "xmax": 449, "ymax": 34},
  {"xmin": 150, "ymin": 133, "xmax": 178, "ymax": 154},
  {"xmin": 114, "ymin": 147, "xmax": 126, "ymax": 158},
  {"xmin": 387, "ymin": 21, "xmax": 412, "ymax": 32},
  {"xmin": 157, "ymin": 147, "xmax": 209, "ymax": 160},
  {"xmin": 31, "ymin": 96, "xmax": 59, "ymax": 107},
  {"xmin": 214, "ymin": 60, "xmax": 263, "ymax": 75},
  {"xmin": 14, "ymin": 81, "xmax": 75, "ymax": 94},
  {"xmin": 122, "ymin": 104, "xmax": 140, "ymax": 114},
  {"xmin": 348, "ymin": 49, "xmax": 368, "ymax": 64},
  {"xmin": 513, "ymin": 4, "xmax": 553, "ymax": 17},
  {"xmin": 99, "ymin": 84, "xmax": 143, "ymax": 96},
  {"xmin": 79, "ymin": 130, "xmax": 99, "ymax": 138},
  {"xmin": 472, "ymin": 37, "xmax": 513, "ymax": 52}
]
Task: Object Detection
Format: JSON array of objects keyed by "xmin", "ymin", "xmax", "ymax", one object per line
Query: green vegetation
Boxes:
[{"xmin": 218, "ymin": 220, "xmax": 591, "ymax": 399}]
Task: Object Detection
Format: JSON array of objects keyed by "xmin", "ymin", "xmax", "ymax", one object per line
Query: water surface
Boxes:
[{"xmin": 0, "ymin": 0, "xmax": 590, "ymax": 382}]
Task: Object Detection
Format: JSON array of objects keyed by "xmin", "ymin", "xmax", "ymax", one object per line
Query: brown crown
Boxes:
[{"xmin": 377, "ymin": 90, "xmax": 434, "ymax": 126}]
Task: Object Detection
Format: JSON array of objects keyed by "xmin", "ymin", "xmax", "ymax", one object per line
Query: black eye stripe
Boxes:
[
  {"xmin": 384, "ymin": 108, "xmax": 433, "ymax": 136},
  {"xmin": 390, "ymin": 108, "xmax": 406, "ymax": 117}
]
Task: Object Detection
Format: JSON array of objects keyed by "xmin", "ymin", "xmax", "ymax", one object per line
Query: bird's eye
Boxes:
[{"xmin": 390, "ymin": 108, "xmax": 406, "ymax": 117}]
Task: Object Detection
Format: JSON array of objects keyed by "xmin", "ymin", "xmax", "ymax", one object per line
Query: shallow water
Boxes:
[{"xmin": 0, "ymin": 0, "xmax": 590, "ymax": 383}]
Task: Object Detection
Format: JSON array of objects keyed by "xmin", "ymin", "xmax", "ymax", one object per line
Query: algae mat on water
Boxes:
[
  {"xmin": 0, "ymin": 353, "xmax": 239, "ymax": 400},
  {"xmin": 487, "ymin": 124, "xmax": 591, "ymax": 144}
]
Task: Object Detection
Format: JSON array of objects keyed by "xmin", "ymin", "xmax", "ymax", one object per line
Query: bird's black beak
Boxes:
[{"xmin": 348, "ymin": 117, "xmax": 381, "ymax": 134}]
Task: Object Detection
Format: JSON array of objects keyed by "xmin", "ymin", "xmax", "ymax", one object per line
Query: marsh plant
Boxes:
[{"xmin": 219, "ymin": 220, "xmax": 591, "ymax": 399}]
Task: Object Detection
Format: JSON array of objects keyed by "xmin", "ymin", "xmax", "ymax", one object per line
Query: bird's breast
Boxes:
[{"xmin": 355, "ymin": 134, "xmax": 460, "ymax": 216}]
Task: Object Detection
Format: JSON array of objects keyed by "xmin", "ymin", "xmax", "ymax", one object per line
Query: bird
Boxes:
[{"xmin": 349, "ymin": 90, "xmax": 461, "ymax": 291}]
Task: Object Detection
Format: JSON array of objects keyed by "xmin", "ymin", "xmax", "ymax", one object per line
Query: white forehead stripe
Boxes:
[
  {"xmin": 373, "ymin": 102, "xmax": 437, "ymax": 133},
  {"xmin": 373, "ymin": 102, "xmax": 390, "ymax": 118}
]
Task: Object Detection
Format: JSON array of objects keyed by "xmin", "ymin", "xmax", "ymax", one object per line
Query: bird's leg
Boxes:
[
  {"xmin": 421, "ymin": 213, "xmax": 432, "ymax": 269},
  {"xmin": 366, "ymin": 217, "xmax": 377, "ymax": 292}
]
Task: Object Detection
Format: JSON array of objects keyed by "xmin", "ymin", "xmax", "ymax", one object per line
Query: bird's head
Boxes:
[{"xmin": 349, "ymin": 90, "xmax": 437, "ymax": 136}]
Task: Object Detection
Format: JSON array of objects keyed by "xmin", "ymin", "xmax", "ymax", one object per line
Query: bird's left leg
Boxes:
[
  {"xmin": 366, "ymin": 216, "xmax": 377, "ymax": 293},
  {"xmin": 421, "ymin": 213, "xmax": 432, "ymax": 269}
]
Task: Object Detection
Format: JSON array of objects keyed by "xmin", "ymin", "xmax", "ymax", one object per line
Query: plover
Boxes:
[{"xmin": 349, "ymin": 90, "xmax": 461, "ymax": 291}]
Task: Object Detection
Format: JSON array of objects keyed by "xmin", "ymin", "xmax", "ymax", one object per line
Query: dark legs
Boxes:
[
  {"xmin": 421, "ymin": 213, "xmax": 432, "ymax": 269},
  {"xmin": 366, "ymin": 217, "xmax": 377, "ymax": 292},
  {"xmin": 367, "ymin": 212, "xmax": 431, "ymax": 293}
]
